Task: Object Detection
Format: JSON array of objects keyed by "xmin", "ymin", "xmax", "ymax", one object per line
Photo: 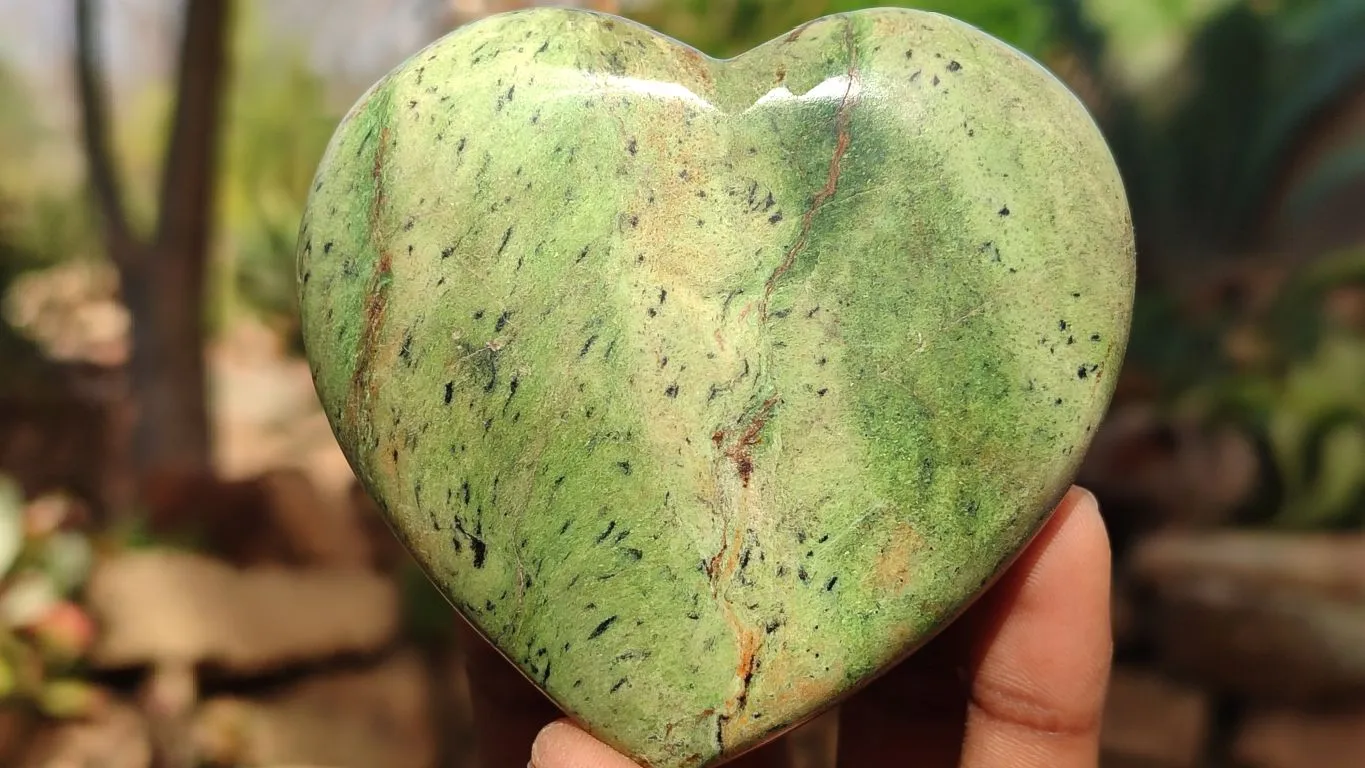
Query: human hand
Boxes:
[{"xmin": 463, "ymin": 486, "xmax": 1112, "ymax": 768}]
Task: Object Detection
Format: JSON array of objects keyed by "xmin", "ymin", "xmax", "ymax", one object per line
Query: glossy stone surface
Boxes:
[{"xmin": 297, "ymin": 8, "xmax": 1134, "ymax": 767}]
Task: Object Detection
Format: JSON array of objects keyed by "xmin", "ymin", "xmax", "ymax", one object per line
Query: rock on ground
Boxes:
[{"xmin": 86, "ymin": 550, "xmax": 400, "ymax": 673}]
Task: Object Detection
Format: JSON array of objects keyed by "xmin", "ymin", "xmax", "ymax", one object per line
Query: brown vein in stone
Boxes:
[
  {"xmin": 345, "ymin": 125, "xmax": 394, "ymax": 454},
  {"xmin": 761, "ymin": 22, "xmax": 858, "ymax": 320},
  {"xmin": 704, "ymin": 393, "xmax": 780, "ymax": 750}
]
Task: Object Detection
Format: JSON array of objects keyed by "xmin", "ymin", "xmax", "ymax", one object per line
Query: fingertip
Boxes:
[
  {"xmin": 959, "ymin": 484, "xmax": 1113, "ymax": 767},
  {"xmin": 531, "ymin": 719, "xmax": 642, "ymax": 768}
]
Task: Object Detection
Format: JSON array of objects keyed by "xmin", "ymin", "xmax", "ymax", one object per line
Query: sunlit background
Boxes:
[{"xmin": 1, "ymin": 1, "xmax": 1364, "ymax": 766}]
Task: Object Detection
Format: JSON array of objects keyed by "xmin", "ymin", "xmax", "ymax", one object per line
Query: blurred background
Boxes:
[{"xmin": 1, "ymin": 0, "xmax": 1363, "ymax": 766}]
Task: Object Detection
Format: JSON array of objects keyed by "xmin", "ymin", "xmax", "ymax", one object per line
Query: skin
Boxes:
[
  {"xmin": 517, "ymin": 485, "xmax": 1112, "ymax": 768},
  {"xmin": 298, "ymin": 8, "xmax": 1133, "ymax": 767}
]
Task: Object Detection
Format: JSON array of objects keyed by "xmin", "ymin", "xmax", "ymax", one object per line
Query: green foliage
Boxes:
[
  {"xmin": 627, "ymin": 0, "xmax": 1056, "ymax": 58},
  {"xmin": 1051, "ymin": 0, "xmax": 1365, "ymax": 258},
  {"xmin": 1173, "ymin": 249, "xmax": 1365, "ymax": 529},
  {"xmin": 218, "ymin": 1, "xmax": 341, "ymax": 347},
  {"xmin": 0, "ymin": 478, "xmax": 101, "ymax": 717}
]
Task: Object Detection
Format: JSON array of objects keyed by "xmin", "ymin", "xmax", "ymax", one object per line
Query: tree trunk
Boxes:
[{"xmin": 74, "ymin": 0, "xmax": 232, "ymax": 492}]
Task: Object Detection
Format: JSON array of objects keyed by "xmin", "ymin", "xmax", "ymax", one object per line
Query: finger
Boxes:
[
  {"xmin": 961, "ymin": 486, "xmax": 1112, "ymax": 768},
  {"xmin": 530, "ymin": 719, "xmax": 793, "ymax": 768},
  {"xmin": 457, "ymin": 620, "xmax": 564, "ymax": 768},
  {"xmin": 531, "ymin": 720, "xmax": 643, "ymax": 768}
]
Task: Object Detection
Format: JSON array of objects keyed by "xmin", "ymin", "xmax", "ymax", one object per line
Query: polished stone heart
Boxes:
[{"xmin": 297, "ymin": 7, "xmax": 1133, "ymax": 767}]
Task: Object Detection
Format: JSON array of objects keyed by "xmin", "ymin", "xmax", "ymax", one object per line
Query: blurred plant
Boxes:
[
  {"xmin": 218, "ymin": 1, "xmax": 341, "ymax": 350},
  {"xmin": 1048, "ymin": 0, "xmax": 1365, "ymax": 268},
  {"xmin": 0, "ymin": 476, "xmax": 102, "ymax": 719},
  {"xmin": 628, "ymin": 0, "xmax": 1056, "ymax": 58},
  {"xmin": 1169, "ymin": 248, "xmax": 1365, "ymax": 529}
]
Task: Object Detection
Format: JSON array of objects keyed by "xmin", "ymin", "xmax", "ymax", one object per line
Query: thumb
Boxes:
[{"xmin": 531, "ymin": 720, "xmax": 642, "ymax": 768}]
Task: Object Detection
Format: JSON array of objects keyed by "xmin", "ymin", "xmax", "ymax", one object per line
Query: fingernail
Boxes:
[
  {"xmin": 1075, "ymin": 485, "xmax": 1099, "ymax": 510},
  {"xmin": 530, "ymin": 720, "xmax": 567, "ymax": 768}
]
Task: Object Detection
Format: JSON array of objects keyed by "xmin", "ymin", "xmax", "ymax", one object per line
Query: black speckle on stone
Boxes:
[
  {"xmin": 627, "ymin": 138, "xmax": 638, "ymax": 155},
  {"xmin": 576, "ymin": 245, "xmax": 591, "ymax": 264},
  {"xmin": 769, "ymin": 212, "xmax": 783, "ymax": 224},
  {"xmin": 932, "ymin": 74, "xmax": 941, "ymax": 86},
  {"xmin": 495, "ymin": 310, "xmax": 512, "ymax": 332},
  {"xmin": 461, "ymin": 481, "xmax": 471, "ymax": 505},
  {"xmin": 817, "ymin": 388, "xmax": 829, "ymax": 397},
  {"xmin": 659, "ymin": 288, "xmax": 668, "ymax": 304},
  {"xmin": 497, "ymin": 227, "xmax": 514, "ymax": 255},
  {"xmin": 398, "ymin": 330, "xmax": 414, "ymax": 365},
  {"xmin": 596, "ymin": 521, "xmax": 617, "ymax": 544},
  {"xmin": 323, "ymin": 241, "xmax": 334, "ymax": 254},
  {"xmin": 1077, "ymin": 366, "xmax": 1089, "ymax": 380},
  {"xmin": 948, "ymin": 60, "xmax": 962, "ymax": 72},
  {"xmin": 559, "ymin": 520, "xmax": 571, "ymax": 535},
  {"xmin": 629, "ymin": 214, "xmax": 639, "ymax": 227},
  {"xmin": 589, "ymin": 615, "xmax": 618, "ymax": 639},
  {"xmin": 1059, "ymin": 319, "xmax": 1069, "ymax": 331},
  {"xmin": 817, "ymin": 356, "xmax": 828, "ymax": 366},
  {"xmin": 773, "ymin": 308, "xmax": 791, "ymax": 319},
  {"xmin": 665, "ymin": 383, "xmax": 679, "ymax": 398},
  {"xmin": 617, "ymin": 461, "xmax": 632, "ymax": 475},
  {"xmin": 686, "ymin": 611, "xmax": 700, "ymax": 620},
  {"xmin": 624, "ymin": 548, "xmax": 643, "ymax": 560},
  {"xmin": 610, "ymin": 677, "xmax": 628, "ymax": 693},
  {"xmin": 579, "ymin": 334, "xmax": 598, "ymax": 358},
  {"xmin": 825, "ymin": 576, "xmax": 838, "ymax": 591},
  {"xmin": 441, "ymin": 245, "xmax": 454, "ymax": 259},
  {"xmin": 1054, "ymin": 397, "xmax": 1064, "ymax": 406},
  {"xmin": 797, "ymin": 566, "xmax": 809, "ymax": 583},
  {"xmin": 456, "ymin": 136, "xmax": 466, "ymax": 153},
  {"xmin": 1091, "ymin": 333, "xmax": 1102, "ymax": 342},
  {"xmin": 999, "ymin": 205, "xmax": 1011, "ymax": 217},
  {"xmin": 444, "ymin": 381, "xmax": 454, "ymax": 405},
  {"xmin": 473, "ymin": 309, "xmax": 485, "ymax": 320}
]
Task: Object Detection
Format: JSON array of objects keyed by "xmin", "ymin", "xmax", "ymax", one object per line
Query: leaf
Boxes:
[
  {"xmin": 43, "ymin": 532, "xmax": 94, "ymax": 597},
  {"xmin": 0, "ymin": 476, "xmax": 23, "ymax": 578}
]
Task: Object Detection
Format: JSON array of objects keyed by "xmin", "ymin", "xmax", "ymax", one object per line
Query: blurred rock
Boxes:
[
  {"xmin": 16, "ymin": 697, "xmax": 150, "ymax": 768},
  {"xmin": 1100, "ymin": 668, "xmax": 1209, "ymax": 767},
  {"xmin": 140, "ymin": 468, "xmax": 372, "ymax": 569},
  {"xmin": 86, "ymin": 551, "xmax": 399, "ymax": 674},
  {"xmin": 193, "ymin": 650, "xmax": 434, "ymax": 768},
  {"xmin": 1233, "ymin": 707, "xmax": 1365, "ymax": 768},
  {"xmin": 1130, "ymin": 531, "xmax": 1365, "ymax": 704},
  {"xmin": 1079, "ymin": 405, "xmax": 1259, "ymax": 549},
  {"xmin": 349, "ymin": 479, "xmax": 414, "ymax": 573},
  {"xmin": 2, "ymin": 260, "xmax": 129, "ymax": 367}
]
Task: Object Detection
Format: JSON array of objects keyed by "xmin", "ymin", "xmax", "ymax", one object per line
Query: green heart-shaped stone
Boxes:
[{"xmin": 297, "ymin": 7, "xmax": 1133, "ymax": 767}]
